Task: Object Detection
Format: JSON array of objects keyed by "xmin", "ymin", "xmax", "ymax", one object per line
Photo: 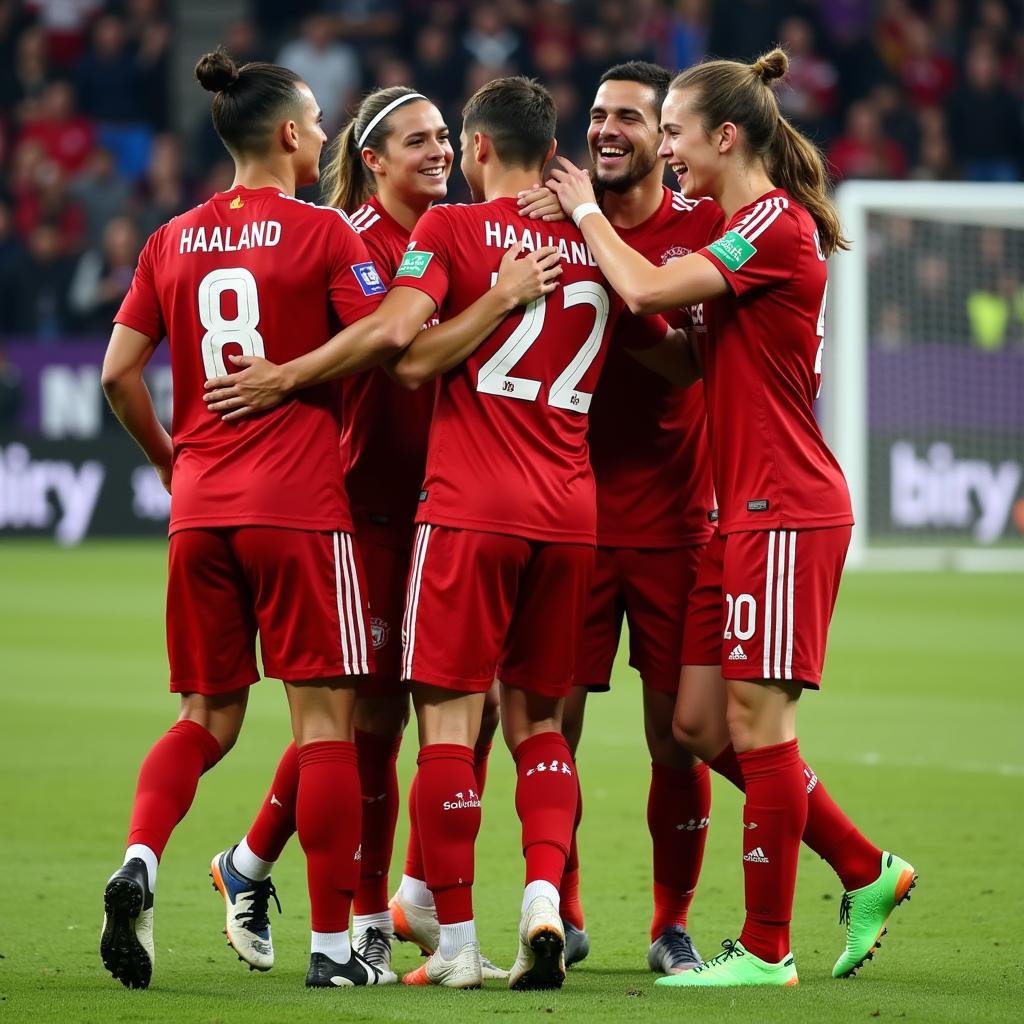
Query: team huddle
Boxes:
[{"xmin": 97, "ymin": 44, "xmax": 917, "ymax": 994}]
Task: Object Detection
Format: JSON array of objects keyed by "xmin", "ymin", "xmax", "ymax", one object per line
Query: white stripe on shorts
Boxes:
[
  {"xmin": 785, "ymin": 531, "xmax": 797, "ymax": 680},
  {"xmin": 333, "ymin": 532, "xmax": 353, "ymax": 674},
  {"xmin": 341, "ymin": 532, "xmax": 369, "ymax": 674},
  {"xmin": 761, "ymin": 529, "xmax": 797, "ymax": 680},
  {"xmin": 401, "ymin": 524, "xmax": 432, "ymax": 681}
]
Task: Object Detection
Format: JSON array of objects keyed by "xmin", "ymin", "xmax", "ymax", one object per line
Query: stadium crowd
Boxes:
[{"xmin": 1, "ymin": 0, "xmax": 1023, "ymax": 341}]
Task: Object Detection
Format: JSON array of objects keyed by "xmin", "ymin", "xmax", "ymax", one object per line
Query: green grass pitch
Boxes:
[{"xmin": 1, "ymin": 540, "xmax": 1022, "ymax": 1022}]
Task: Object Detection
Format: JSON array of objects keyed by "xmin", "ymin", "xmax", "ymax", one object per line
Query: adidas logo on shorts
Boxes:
[
  {"xmin": 728, "ymin": 644, "xmax": 747, "ymax": 661},
  {"xmin": 743, "ymin": 846, "xmax": 770, "ymax": 864}
]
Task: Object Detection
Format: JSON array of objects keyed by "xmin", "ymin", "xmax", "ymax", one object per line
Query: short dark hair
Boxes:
[
  {"xmin": 462, "ymin": 76, "xmax": 556, "ymax": 171},
  {"xmin": 597, "ymin": 61, "xmax": 672, "ymax": 120},
  {"xmin": 195, "ymin": 47, "xmax": 303, "ymax": 156}
]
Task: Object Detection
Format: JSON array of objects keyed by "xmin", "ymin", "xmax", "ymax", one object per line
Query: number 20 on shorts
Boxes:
[{"xmin": 724, "ymin": 592, "xmax": 757, "ymax": 641}]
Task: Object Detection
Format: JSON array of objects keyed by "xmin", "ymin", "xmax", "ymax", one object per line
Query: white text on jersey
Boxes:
[
  {"xmin": 179, "ymin": 221, "xmax": 282, "ymax": 255},
  {"xmin": 484, "ymin": 222, "xmax": 598, "ymax": 267}
]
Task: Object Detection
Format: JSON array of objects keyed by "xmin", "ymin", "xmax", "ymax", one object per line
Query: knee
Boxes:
[{"xmin": 671, "ymin": 706, "xmax": 703, "ymax": 751}]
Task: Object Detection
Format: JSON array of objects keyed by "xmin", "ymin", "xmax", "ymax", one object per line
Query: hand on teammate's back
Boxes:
[
  {"xmin": 547, "ymin": 158, "xmax": 599, "ymax": 219},
  {"xmin": 495, "ymin": 242, "xmax": 563, "ymax": 307},
  {"xmin": 203, "ymin": 355, "xmax": 289, "ymax": 421},
  {"xmin": 516, "ymin": 185, "xmax": 565, "ymax": 222}
]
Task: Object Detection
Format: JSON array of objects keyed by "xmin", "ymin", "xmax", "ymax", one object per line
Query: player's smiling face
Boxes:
[
  {"xmin": 293, "ymin": 82, "xmax": 328, "ymax": 187},
  {"xmin": 588, "ymin": 79, "xmax": 661, "ymax": 193},
  {"xmin": 369, "ymin": 101, "xmax": 453, "ymax": 206},
  {"xmin": 658, "ymin": 87, "xmax": 720, "ymax": 199}
]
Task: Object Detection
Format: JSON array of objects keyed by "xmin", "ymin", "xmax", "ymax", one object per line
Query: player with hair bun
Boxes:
[
  {"xmin": 99, "ymin": 47, "xmax": 399, "ymax": 991},
  {"xmin": 548, "ymin": 49, "xmax": 916, "ymax": 988},
  {"xmin": 209, "ymin": 84, "xmax": 532, "ymax": 984}
]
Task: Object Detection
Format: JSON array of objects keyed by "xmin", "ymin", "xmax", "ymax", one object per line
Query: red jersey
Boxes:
[
  {"xmin": 342, "ymin": 196, "xmax": 436, "ymax": 528},
  {"xmin": 391, "ymin": 197, "xmax": 661, "ymax": 545},
  {"xmin": 115, "ymin": 185, "xmax": 385, "ymax": 535},
  {"xmin": 697, "ymin": 189, "xmax": 853, "ymax": 534},
  {"xmin": 589, "ymin": 187, "xmax": 722, "ymax": 548}
]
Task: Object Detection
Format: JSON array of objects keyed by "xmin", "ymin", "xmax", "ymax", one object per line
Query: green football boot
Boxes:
[
  {"xmin": 833, "ymin": 851, "xmax": 917, "ymax": 978},
  {"xmin": 654, "ymin": 939, "xmax": 798, "ymax": 988}
]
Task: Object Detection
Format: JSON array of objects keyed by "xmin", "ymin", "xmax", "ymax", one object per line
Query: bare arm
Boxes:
[
  {"xmin": 101, "ymin": 324, "xmax": 173, "ymax": 492},
  {"xmin": 627, "ymin": 326, "xmax": 702, "ymax": 389},
  {"xmin": 547, "ymin": 158, "xmax": 730, "ymax": 314},
  {"xmin": 203, "ymin": 292, "xmax": 426, "ymax": 420},
  {"xmin": 387, "ymin": 243, "xmax": 562, "ymax": 389}
]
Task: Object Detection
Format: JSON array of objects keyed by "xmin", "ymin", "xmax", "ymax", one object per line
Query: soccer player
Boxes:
[
  {"xmin": 520, "ymin": 61, "xmax": 723, "ymax": 975},
  {"xmin": 204, "ymin": 76, "xmax": 693, "ymax": 991},
  {"xmin": 98, "ymin": 49, "xmax": 401, "ymax": 990},
  {"xmin": 548, "ymin": 50, "xmax": 916, "ymax": 987},
  {"xmin": 207, "ymin": 86, "xmax": 525, "ymax": 983}
]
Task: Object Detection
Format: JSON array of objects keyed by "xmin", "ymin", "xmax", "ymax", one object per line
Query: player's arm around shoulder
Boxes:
[{"xmin": 386, "ymin": 241, "xmax": 562, "ymax": 390}]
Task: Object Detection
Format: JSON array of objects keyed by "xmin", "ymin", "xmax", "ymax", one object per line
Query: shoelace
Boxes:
[
  {"xmin": 661, "ymin": 928, "xmax": 700, "ymax": 969},
  {"xmin": 237, "ymin": 879, "xmax": 281, "ymax": 934},
  {"xmin": 358, "ymin": 926, "xmax": 392, "ymax": 969},
  {"xmin": 838, "ymin": 891, "xmax": 853, "ymax": 927},
  {"xmin": 480, "ymin": 952, "xmax": 504, "ymax": 973},
  {"xmin": 695, "ymin": 938, "xmax": 745, "ymax": 972}
]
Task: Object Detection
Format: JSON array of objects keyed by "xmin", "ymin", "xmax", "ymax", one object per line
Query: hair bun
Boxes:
[
  {"xmin": 752, "ymin": 48, "xmax": 789, "ymax": 84},
  {"xmin": 195, "ymin": 48, "xmax": 240, "ymax": 94}
]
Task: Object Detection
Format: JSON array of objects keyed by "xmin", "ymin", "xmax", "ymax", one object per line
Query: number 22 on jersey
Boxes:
[
  {"xmin": 198, "ymin": 267, "xmax": 266, "ymax": 378},
  {"xmin": 477, "ymin": 275, "xmax": 609, "ymax": 413}
]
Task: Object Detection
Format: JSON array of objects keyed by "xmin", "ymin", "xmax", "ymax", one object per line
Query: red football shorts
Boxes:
[
  {"xmin": 401, "ymin": 524, "xmax": 595, "ymax": 697},
  {"xmin": 166, "ymin": 527, "xmax": 373, "ymax": 694},
  {"xmin": 681, "ymin": 526, "xmax": 851, "ymax": 688},
  {"xmin": 354, "ymin": 523, "xmax": 415, "ymax": 696},
  {"xmin": 576, "ymin": 544, "xmax": 704, "ymax": 694}
]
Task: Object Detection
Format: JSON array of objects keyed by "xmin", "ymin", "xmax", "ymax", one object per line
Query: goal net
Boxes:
[{"xmin": 827, "ymin": 181, "xmax": 1024, "ymax": 570}]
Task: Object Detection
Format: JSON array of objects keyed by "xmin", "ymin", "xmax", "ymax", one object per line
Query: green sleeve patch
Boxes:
[
  {"xmin": 395, "ymin": 250, "xmax": 434, "ymax": 278},
  {"xmin": 706, "ymin": 230, "xmax": 757, "ymax": 272}
]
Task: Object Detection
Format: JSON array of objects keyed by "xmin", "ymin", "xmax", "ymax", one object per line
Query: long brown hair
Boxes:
[
  {"xmin": 671, "ymin": 48, "xmax": 848, "ymax": 255},
  {"xmin": 321, "ymin": 86, "xmax": 424, "ymax": 213}
]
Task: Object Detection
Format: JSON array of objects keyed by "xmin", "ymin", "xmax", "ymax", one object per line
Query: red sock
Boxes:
[
  {"xmin": 473, "ymin": 739, "xmax": 493, "ymax": 796},
  {"xmin": 648, "ymin": 761, "xmax": 711, "ymax": 940},
  {"xmin": 295, "ymin": 741, "xmax": 361, "ymax": 933},
  {"xmin": 416, "ymin": 744, "xmax": 480, "ymax": 924},
  {"xmin": 559, "ymin": 769, "xmax": 585, "ymax": 929},
  {"xmin": 127, "ymin": 720, "xmax": 222, "ymax": 857},
  {"xmin": 514, "ymin": 732, "xmax": 577, "ymax": 889},
  {"xmin": 353, "ymin": 729, "xmax": 402, "ymax": 915},
  {"xmin": 711, "ymin": 743, "xmax": 881, "ymax": 892},
  {"xmin": 402, "ymin": 770, "xmax": 426, "ymax": 883},
  {"xmin": 801, "ymin": 764, "xmax": 883, "ymax": 891},
  {"xmin": 737, "ymin": 739, "xmax": 807, "ymax": 963},
  {"xmin": 246, "ymin": 742, "xmax": 298, "ymax": 863}
]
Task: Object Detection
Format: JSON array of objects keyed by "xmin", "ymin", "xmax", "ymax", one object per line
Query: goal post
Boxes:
[{"xmin": 826, "ymin": 181, "xmax": 1024, "ymax": 571}]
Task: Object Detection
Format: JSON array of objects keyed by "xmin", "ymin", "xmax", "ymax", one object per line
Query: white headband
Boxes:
[{"xmin": 358, "ymin": 93, "xmax": 427, "ymax": 148}]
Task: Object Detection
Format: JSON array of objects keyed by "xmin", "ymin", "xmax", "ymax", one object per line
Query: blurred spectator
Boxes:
[
  {"xmin": 19, "ymin": 80, "xmax": 95, "ymax": 176},
  {"xmin": 870, "ymin": 81, "xmax": 920, "ymax": 167},
  {"xmin": 898, "ymin": 18, "xmax": 956, "ymax": 107},
  {"xmin": 10, "ymin": 25, "xmax": 52, "ymax": 122},
  {"xmin": 462, "ymin": 5, "xmax": 525, "ymax": 70},
  {"xmin": 13, "ymin": 223, "xmax": 75, "ymax": 338},
  {"xmin": 68, "ymin": 146, "xmax": 131, "ymax": 244},
  {"xmin": 13, "ymin": 156, "xmax": 85, "ymax": 253},
  {"xmin": 25, "ymin": 0, "xmax": 102, "ymax": 67},
  {"xmin": 829, "ymin": 100, "xmax": 908, "ymax": 180},
  {"xmin": 947, "ymin": 41, "xmax": 1024, "ymax": 182},
  {"xmin": 277, "ymin": 15, "xmax": 360, "ymax": 133},
  {"xmin": 324, "ymin": 0, "xmax": 400, "ymax": 44},
  {"xmin": 69, "ymin": 214, "xmax": 140, "ymax": 332},
  {"xmin": 668, "ymin": 0, "xmax": 709, "ymax": 73},
  {"xmin": 220, "ymin": 19, "xmax": 266, "ymax": 67},
  {"xmin": 776, "ymin": 16, "xmax": 839, "ymax": 143},
  {"xmin": 708, "ymin": 0, "xmax": 789, "ymax": 63},
  {"xmin": 412, "ymin": 24, "xmax": 463, "ymax": 109},
  {"xmin": 0, "ymin": 347, "xmax": 23, "ymax": 426},
  {"xmin": 0, "ymin": 200, "xmax": 24, "ymax": 335},
  {"xmin": 126, "ymin": 0, "xmax": 172, "ymax": 131},
  {"xmin": 76, "ymin": 14, "xmax": 153, "ymax": 179},
  {"xmin": 136, "ymin": 133, "xmax": 188, "ymax": 238}
]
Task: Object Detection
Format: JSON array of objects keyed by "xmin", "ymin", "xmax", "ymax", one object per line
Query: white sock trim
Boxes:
[
  {"xmin": 124, "ymin": 844, "xmax": 158, "ymax": 891},
  {"xmin": 438, "ymin": 919, "xmax": 477, "ymax": 959},
  {"xmin": 353, "ymin": 910, "xmax": 393, "ymax": 935},
  {"xmin": 311, "ymin": 929, "xmax": 351, "ymax": 962},
  {"xmin": 522, "ymin": 879, "xmax": 560, "ymax": 915},
  {"xmin": 232, "ymin": 837, "xmax": 274, "ymax": 882},
  {"xmin": 399, "ymin": 873, "xmax": 435, "ymax": 908}
]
